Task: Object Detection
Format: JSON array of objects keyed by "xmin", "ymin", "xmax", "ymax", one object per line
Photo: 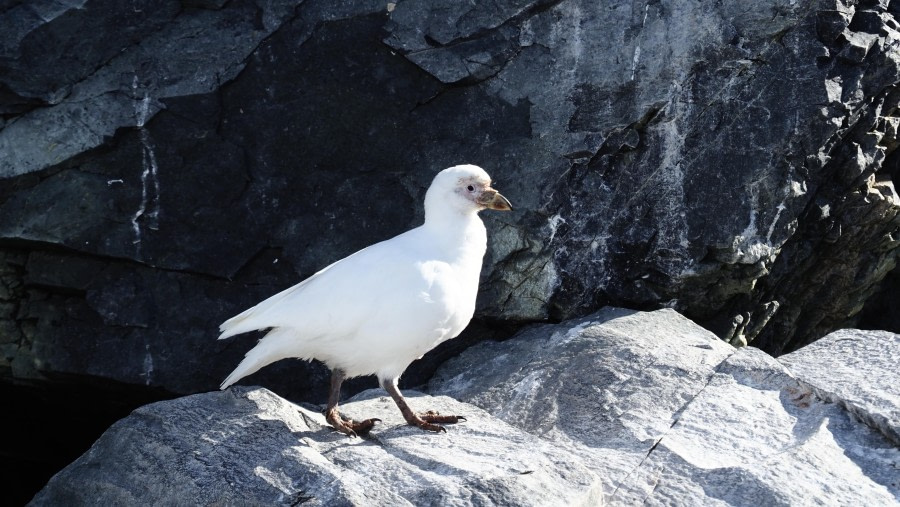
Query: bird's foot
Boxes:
[
  {"xmin": 405, "ymin": 410, "xmax": 466, "ymax": 433},
  {"xmin": 325, "ymin": 407, "xmax": 380, "ymax": 437},
  {"xmin": 421, "ymin": 410, "xmax": 466, "ymax": 424}
]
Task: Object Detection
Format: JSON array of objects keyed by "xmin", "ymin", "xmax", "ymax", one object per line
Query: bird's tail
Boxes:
[
  {"xmin": 220, "ymin": 328, "xmax": 299, "ymax": 389},
  {"xmin": 218, "ymin": 307, "xmax": 259, "ymax": 341}
]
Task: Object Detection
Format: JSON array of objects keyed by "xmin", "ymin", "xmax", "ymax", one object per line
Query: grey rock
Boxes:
[
  {"xmin": 432, "ymin": 308, "xmax": 900, "ymax": 505},
  {"xmin": 780, "ymin": 328, "xmax": 900, "ymax": 445},
  {"xmin": 431, "ymin": 308, "xmax": 735, "ymax": 459},
  {"xmin": 619, "ymin": 347, "xmax": 900, "ymax": 506},
  {"xmin": 32, "ymin": 310, "xmax": 900, "ymax": 505},
  {"xmin": 30, "ymin": 386, "xmax": 602, "ymax": 506}
]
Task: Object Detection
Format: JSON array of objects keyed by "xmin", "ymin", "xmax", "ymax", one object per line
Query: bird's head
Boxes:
[{"xmin": 425, "ymin": 165, "xmax": 512, "ymax": 219}]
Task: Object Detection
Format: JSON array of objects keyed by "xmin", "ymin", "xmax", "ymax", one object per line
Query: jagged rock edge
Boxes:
[
  {"xmin": 390, "ymin": 0, "xmax": 567, "ymax": 87},
  {"xmin": 397, "ymin": 0, "xmax": 567, "ymax": 54},
  {"xmin": 785, "ymin": 373, "xmax": 900, "ymax": 447}
]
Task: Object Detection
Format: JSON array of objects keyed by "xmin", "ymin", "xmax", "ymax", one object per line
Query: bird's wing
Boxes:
[
  {"xmin": 218, "ymin": 227, "xmax": 432, "ymax": 341},
  {"xmin": 218, "ymin": 257, "xmax": 343, "ymax": 339}
]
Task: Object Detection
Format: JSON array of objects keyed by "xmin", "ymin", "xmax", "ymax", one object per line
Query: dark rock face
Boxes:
[{"xmin": 1, "ymin": 0, "xmax": 899, "ymax": 398}]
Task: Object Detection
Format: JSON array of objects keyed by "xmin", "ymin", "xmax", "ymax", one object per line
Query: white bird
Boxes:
[{"xmin": 218, "ymin": 164, "xmax": 512, "ymax": 436}]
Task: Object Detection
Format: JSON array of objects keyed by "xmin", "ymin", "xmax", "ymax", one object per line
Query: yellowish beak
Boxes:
[{"xmin": 478, "ymin": 188, "xmax": 513, "ymax": 211}]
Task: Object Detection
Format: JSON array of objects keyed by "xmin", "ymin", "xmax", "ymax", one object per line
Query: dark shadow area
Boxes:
[
  {"xmin": 856, "ymin": 267, "xmax": 900, "ymax": 334},
  {"xmin": 1, "ymin": 377, "xmax": 174, "ymax": 505}
]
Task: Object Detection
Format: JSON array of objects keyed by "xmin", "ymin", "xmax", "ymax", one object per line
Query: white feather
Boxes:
[{"xmin": 219, "ymin": 165, "xmax": 498, "ymax": 389}]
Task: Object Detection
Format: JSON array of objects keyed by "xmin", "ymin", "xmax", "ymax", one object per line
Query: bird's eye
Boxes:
[{"xmin": 466, "ymin": 185, "xmax": 475, "ymax": 192}]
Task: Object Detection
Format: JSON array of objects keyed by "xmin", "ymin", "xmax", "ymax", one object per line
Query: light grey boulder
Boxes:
[
  {"xmin": 430, "ymin": 307, "xmax": 736, "ymax": 493},
  {"xmin": 30, "ymin": 386, "xmax": 602, "ymax": 506},
  {"xmin": 779, "ymin": 328, "xmax": 900, "ymax": 446},
  {"xmin": 616, "ymin": 347, "xmax": 900, "ymax": 506},
  {"xmin": 431, "ymin": 308, "xmax": 900, "ymax": 505},
  {"xmin": 30, "ymin": 309, "xmax": 900, "ymax": 505}
]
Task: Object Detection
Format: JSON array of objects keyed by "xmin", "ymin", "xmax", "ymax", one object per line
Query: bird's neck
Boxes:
[{"xmin": 422, "ymin": 210, "xmax": 487, "ymax": 260}]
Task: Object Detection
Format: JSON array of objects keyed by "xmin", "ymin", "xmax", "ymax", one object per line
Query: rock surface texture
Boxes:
[
  {"xmin": 1, "ymin": 0, "xmax": 900, "ymax": 395},
  {"xmin": 31, "ymin": 387, "xmax": 604, "ymax": 506},
  {"xmin": 431, "ymin": 308, "xmax": 900, "ymax": 505},
  {"xmin": 779, "ymin": 328, "xmax": 900, "ymax": 445},
  {"xmin": 32, "ymin": 310, "xmax": 900, "ymax": 505}
]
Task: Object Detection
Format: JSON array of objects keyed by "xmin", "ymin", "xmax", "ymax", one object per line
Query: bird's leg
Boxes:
[
  {"xmin": 323, "ymin": 369, "xmax": 380, "ymax": 437},
  {"xmin": 380, "ymin": 378, "xmax": 465, "ymax": 433}
]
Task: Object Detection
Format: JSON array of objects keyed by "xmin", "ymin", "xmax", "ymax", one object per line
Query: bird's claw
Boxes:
[
  {"xmin": 404, "ymin": 410, "xmax": 466, "ymax": 432},
  {"xmin": 411, "ymin": 419, "xmax": 447, "ymax": 433},
  {"xmin": 419, "ymin": 411, "xmax": 466, "ymax": 425},
  {"xmin": 346, "ymin": 417, "xmax": 380, "ymax": 437},
  {"xmin": 326, "ymin": 408, "xmax": 381, "ymax": 437}
]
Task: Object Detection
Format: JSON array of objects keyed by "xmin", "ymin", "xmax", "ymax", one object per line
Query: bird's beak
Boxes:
[{"xmin": 478, "ymin": 188, "xmax": 513, "ymax": 211}]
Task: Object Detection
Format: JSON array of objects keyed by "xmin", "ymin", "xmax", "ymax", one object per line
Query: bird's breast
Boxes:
[{"xmin": 417, "ymin": 256, "xmax": 478, "ymax": 318}]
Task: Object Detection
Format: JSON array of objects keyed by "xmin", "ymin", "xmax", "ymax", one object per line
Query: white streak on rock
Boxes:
[
  {"xmin": 549, "ymin": 321, "xmax": 594, "ymax": 347},
  {"xmin": 253, "ymin": 466, "xmax": 295, "ymax": 497},
  {"xmin": 131, "ymin": 80, "xmax": 161, "ymax": 257},
  {"xmin": 141, "ymin": 343, "xmax": 154, "ymax": 386},
  {"xmin": 766, "ymin": 203, "xmax": 787, "ymax": 244},
  {"xmin": 547, "ymin": 213, "xmax": 566, "ymax": 243},
  {"xmin": 630, "ymin": 4, "xmax": 650, "ymax": 81},
  {"xmin": 630, "ymin": 46, "xmax": 642, "ymax": 81},
  {"xmin": 733, "ymin": 177, "xmax": 796, "ymax": 264}
]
